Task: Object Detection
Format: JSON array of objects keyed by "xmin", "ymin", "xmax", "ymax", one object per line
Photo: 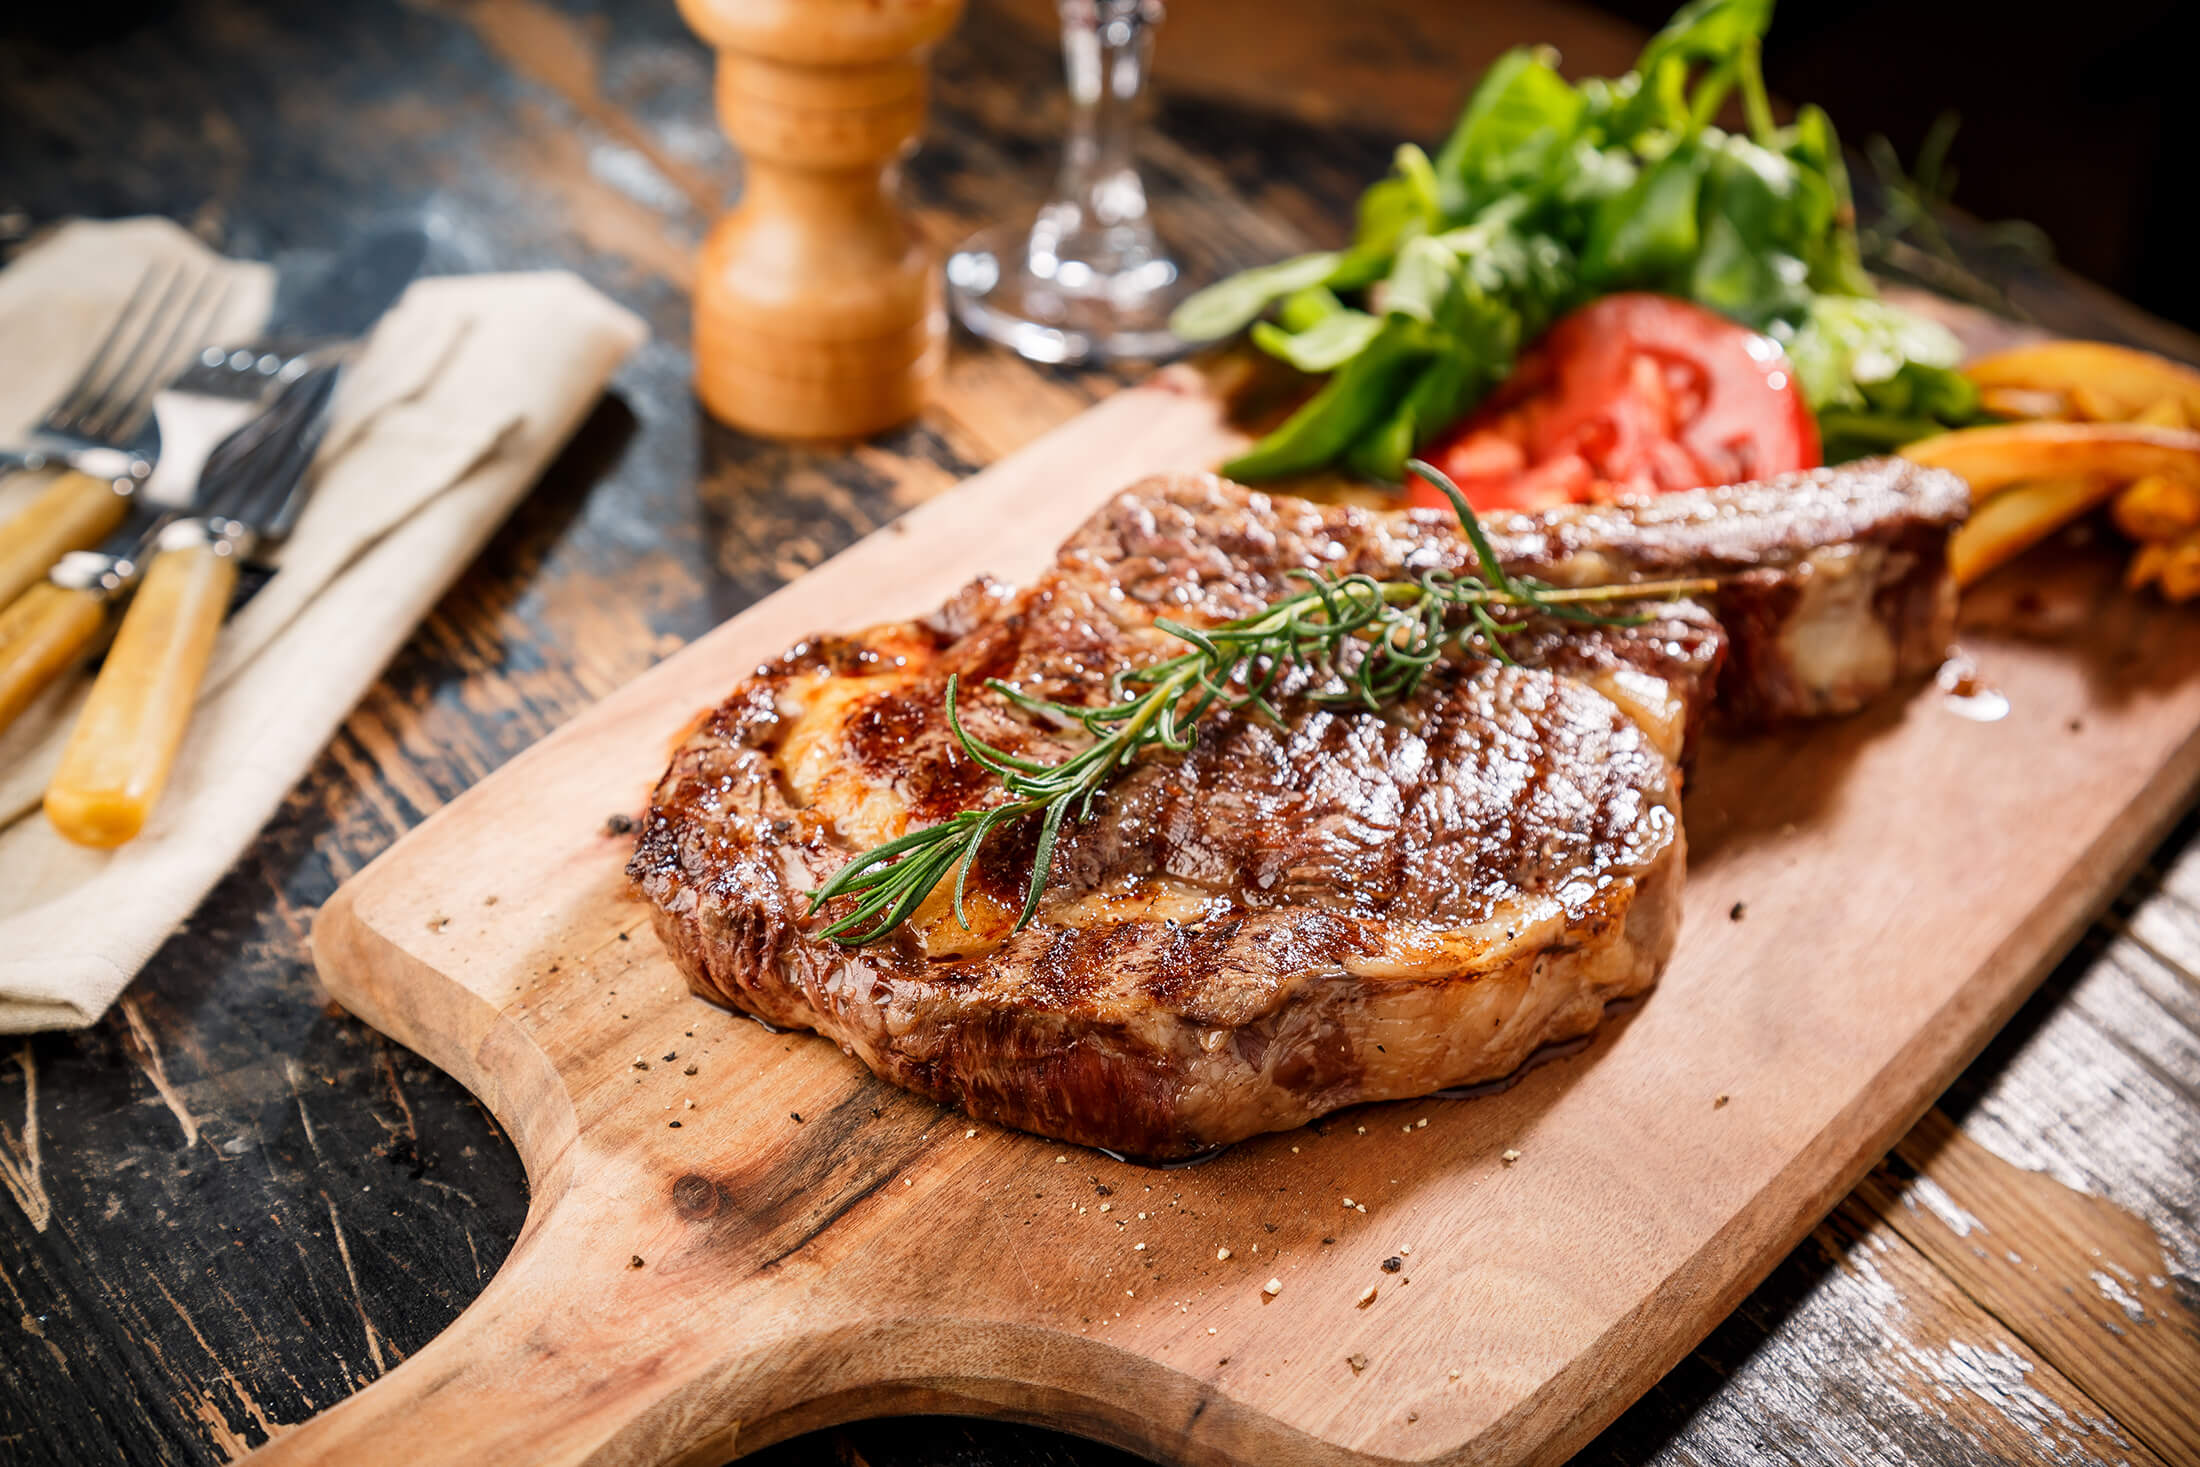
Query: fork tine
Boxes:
[
  {"xmin": 55, "ymin": 261, "xmax": 195, "ymax": 438},
  {"xmin": 82, "ymin": 268, "xmax": 235, "ymax": 444},
  {"xmin": 46, "ymin": 262, "xmax": 169, "ymax": 430}
]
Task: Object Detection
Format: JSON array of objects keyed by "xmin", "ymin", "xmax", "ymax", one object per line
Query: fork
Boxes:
[
  {"xmin": 0, "ymin": 261, "xmax": 233, "ymax": 608},
  {"xmin": 134, "ymin": 337, "xmax": 345, "ymax": 510}
]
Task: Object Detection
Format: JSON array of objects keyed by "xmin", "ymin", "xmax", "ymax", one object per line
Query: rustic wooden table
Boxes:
[{"xmin": 2, "ymin": 2, "xmax": 2197, "ymax": 1464}]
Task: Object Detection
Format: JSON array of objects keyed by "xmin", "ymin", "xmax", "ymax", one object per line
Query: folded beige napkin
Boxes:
[{"xmin": 0, "ymin": 218, "xmax": 646, "ymax": 1032}]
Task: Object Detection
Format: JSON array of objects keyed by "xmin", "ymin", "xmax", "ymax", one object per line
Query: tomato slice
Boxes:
[{"xmin": 1410, "ymin": 294, "xmax": 1820, "ymax": 514}]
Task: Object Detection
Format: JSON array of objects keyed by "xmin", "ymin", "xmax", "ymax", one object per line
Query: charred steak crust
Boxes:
[{"xmin": 630, "ymin": 463, "xmax": 1965, "ymax": 1156}]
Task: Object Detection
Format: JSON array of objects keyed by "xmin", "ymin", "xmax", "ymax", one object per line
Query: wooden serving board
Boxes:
[{"xmin": 278, "ymin": 372, "xmax": 2200, "ymax": 1467}]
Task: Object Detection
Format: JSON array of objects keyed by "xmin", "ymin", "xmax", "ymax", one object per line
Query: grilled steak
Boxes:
[
  {"xmin": 630, "ymin": 462, "xmax": 1966, "ymax": 1156},
  {"xmin": 1485, "ymin": 459, "xmax": 1966, "ymax": 722}
]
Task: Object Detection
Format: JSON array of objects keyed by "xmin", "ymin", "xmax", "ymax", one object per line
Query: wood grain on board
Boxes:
[
  {"xmin": 4, "ymin": 3, "xmax": 2200, "ymax": 1466},
  {"xmin": 279, "ymin": 364, "xmax": 2200, "ymax": 1465}
]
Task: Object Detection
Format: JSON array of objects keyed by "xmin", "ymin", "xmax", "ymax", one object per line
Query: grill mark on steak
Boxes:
[
  {"xmin": 630, "ymin": 462, "xmax": 1967, "ymax": 1156},
  {"xmin": 1046, "ymin": 663, "xmax": 1672, "ymax": 927}
]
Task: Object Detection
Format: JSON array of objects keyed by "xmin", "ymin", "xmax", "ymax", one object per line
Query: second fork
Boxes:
[{"xmin": 0, "ymin": 260, "xmax": 233, "ymax": 608}]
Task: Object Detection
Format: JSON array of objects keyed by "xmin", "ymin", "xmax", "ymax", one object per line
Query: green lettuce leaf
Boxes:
[
  {"xmin": 1170, "ymin": 251, "xmax": 1342, "ymax": 343},
  {"xmin": 1432, "ymin": 48, "xmax": 1585, "ymax": 217},
  {"xmin": 1784, "ymin": 294, "xmax": 1963, "ymax": 410},
  {"xmin": 1250, "ymin": 309, "xmax": 1385, "ymax": 373}
]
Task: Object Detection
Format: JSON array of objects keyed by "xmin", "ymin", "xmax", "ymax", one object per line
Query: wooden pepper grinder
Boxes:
[{"xmin": 680, "ymin": 0, "xmax": 965, "ymax": 440}]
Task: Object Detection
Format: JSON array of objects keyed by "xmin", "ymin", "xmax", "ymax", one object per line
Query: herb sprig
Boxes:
[
  {"xmin": 805, "ymin": 462, "xmax": 1716, "ymax": 948},
  {"xmin": 1857, "ymin": 113, "xmax": 2053, "ymax": 323}
]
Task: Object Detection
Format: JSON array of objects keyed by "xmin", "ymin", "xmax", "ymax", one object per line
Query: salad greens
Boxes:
[
  {"xmin": 1786, "ymin": 294, "xmax": 1979, "ymax": 461},
  {"xmin": 1169, "ymin": 0, "xmax": 1985, "ymax": 483}
]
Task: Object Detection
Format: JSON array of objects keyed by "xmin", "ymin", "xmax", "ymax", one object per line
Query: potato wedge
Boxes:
[
  {"xmin": 2068, "ymin": 383, "xmax": 2127, "ymax": 423},
  {"xmin": 2161, "ymin": 535, "xmax": 2200, "ymax": 602},
  {"xmin": 1948, "ymin": 476, "xmax": 2122, "ymax": 588},
  {"xmin": 1964, "ymin": 341, "xmax": 2200, "ymax": 424},
  {"xmin": 2129, "ymin": 542, "xmax": 2170, "ymax": 591},
  {"xmin": 1976, "ymin": 385, "xmax": 2070, "ymax": 421},
  {"xmin": 1899, "ymin": 421, "xmax": 2200, "ymax": 500},
  {"xmin": 2112, "ymin": 475, "xmax": 2200, "ymax": 543},
  {"xmin": 2133, "ymin": 396, "xmax": 2190, "ymax": 430}
]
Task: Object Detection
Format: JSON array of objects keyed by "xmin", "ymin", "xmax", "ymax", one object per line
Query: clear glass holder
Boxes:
[{"xmin": 946, "ymin": 0, "xmax": 1190, "ymax": 365}]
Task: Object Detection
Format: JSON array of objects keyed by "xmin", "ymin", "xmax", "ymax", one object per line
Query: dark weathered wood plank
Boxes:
[
  {"xmin": 1582, "ymin": 1195, "xmax": 2168, "ymax": 1467},
  {"xmin": 1939, "ymin": 844, "xmax": 2200, "ymax": 1286},
  {"xmin": 1861, "ymin": 1109, "xmax": 2200, "ymax": 1466}
]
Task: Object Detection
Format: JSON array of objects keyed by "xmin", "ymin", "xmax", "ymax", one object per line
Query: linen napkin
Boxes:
[{"xmin": 0, "ymin": 218, "xmax": 646, "ymax": 1032}]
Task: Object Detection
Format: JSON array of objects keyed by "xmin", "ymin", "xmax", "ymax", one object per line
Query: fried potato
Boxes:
[
  {"xmin": 2129, "ymin": 541, "xmax": 2170, "ymax": 591},
  {"xmin": 2132, "ymin": 396, "xmax": 2190, "ymax": 430},
  {"xmin": 1899, "ymin": 421, "xmax": 2200, "ymax": 500},
  {"xmin": 1976, "ymin": 385, "xmax": 2070, "ymax": 421},
  {"xmin": 2161, "ymin": 535, "xmax": 2200, "ymax": 602},
  {"xmin": 1964, "ymin": 341, "xmax": 2200, "ymax": 424},
  {"xmin": 2123, "ymin": 532, "xmax": 2200, "ymax": 601},
  {"xmin": 2071, "ymin": 383, "xmax": 2137, "ymax": 422},
  {"xmin": 2112, "ymin": 475, "xmax": 2200, "ymax": 543},
  {"xmin": 1948, "ymin": 475, "xmax": 2122, "ymax": 588}
]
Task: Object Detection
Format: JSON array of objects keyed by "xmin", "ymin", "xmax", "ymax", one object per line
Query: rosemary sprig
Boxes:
[
  {"xmin": 1857, "ymin": 113, "xmax": 2054, "ymax": 323},
  {"xmin": 805, "ymin": 461, "xmax": 1716, "ymax": 947}
]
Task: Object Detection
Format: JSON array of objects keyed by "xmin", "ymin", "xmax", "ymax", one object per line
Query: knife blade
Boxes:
[
  {"xmin": 141, "ymin": 223, "xmax": 430, "ymax": 507},
  {"xmin": 45, "ymin": 361, "xmax": 343, "ymax": 847},
  {"xmin": 0, "ymin": 224, "xmax": 426, "ymax": 743}
]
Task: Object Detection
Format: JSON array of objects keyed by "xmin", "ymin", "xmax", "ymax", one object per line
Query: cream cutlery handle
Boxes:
[
  {"xmin": 45, "ymin": 530, "xmax": 237, "ymax": 848},
  {"xmin": 0, "ymin": 471, "xmax": 129, "ymax": 608},
  {"xmin": 0, "ymin": 582, "xmax": 107, "ymax": 735}
]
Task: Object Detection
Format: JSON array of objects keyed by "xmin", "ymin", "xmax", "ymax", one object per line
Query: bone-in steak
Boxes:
[{"xmin": 630, "ymin": 462, "xmax": 1966, "ymax": 1156}]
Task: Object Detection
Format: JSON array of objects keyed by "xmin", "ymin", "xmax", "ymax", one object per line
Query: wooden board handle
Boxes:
[
  {"xmin": 243, "ymin": 1189, "xmax": 753, "ymax": 1467},
  {"xmin": 0, "ymin": 470, "xmax": 128, "ymax": 608},
  {"xmin": 0, "ymin": 581, "xmax": 106, "ymax": 735},
  {"xmin": 45, "ymin": 530, "xmax": 236, "ymax": 847}
]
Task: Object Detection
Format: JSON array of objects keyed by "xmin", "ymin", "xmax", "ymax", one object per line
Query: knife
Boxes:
[
  {"xmin": 139, "ymin": 224, "xmax": 431, "ymax": 509},
  {"xmin": 0, "ymin": 225, "xmax": 426, "ymax": 740},
  {"xmin": 45, "ymin": 362, "xmax": 343, "ymax": 847}
]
